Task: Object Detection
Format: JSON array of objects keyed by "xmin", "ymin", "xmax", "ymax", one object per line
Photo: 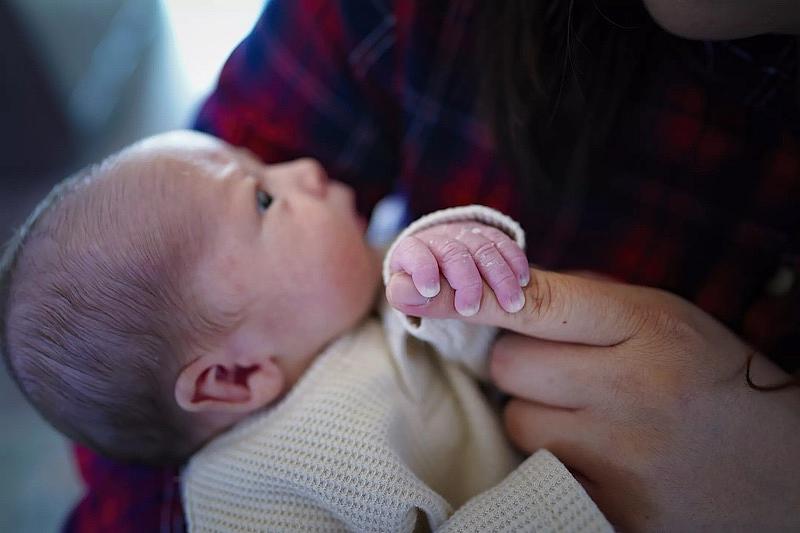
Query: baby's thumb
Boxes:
[{"xmin": 387, "ymin": 272, "xmax": 505, "ymax": 323}]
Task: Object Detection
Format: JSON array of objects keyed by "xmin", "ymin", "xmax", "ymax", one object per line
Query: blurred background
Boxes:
[{"xmin": 0, "ymin": 0, "xmax": 264, "ymax": 529}]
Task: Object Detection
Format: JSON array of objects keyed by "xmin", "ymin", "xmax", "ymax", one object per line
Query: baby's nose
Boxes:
[{"xmin": 293, "ymin": 158, "xmax": 328, "ymax": 198}]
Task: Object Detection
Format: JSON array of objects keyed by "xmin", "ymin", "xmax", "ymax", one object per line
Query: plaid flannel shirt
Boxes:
[{"xmin": 65, "ymin": 1, "xmax": 800, "ymax": 531}]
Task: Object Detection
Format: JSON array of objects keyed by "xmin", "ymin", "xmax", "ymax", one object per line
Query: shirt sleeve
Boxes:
[
  {"xmin": 382, "ymin": 205, "xmax": 526, "ymax": 381},
  {"xmin": 62, "ymin": 445, "xmax": 184, "ymax": 533},
  {"xmin": 193, "ymin": 0, "xmax": 399, "ymax": 216}
]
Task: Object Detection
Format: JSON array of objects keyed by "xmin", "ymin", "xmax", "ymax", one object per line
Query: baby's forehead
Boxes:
[
  {"xmin": 113, "ymin": 135, "xmax": 244, "ymax": 195},
  {"xmin": 129, "ymin": 130, "xmax": 244, "ymax": 169},
  {"xmin": 74, "ymin": 131, "xmax": 250, "ymax": 241},
  {"xmin": 134, "ymin": 129, "xmax": 227, "ymax": 153}
]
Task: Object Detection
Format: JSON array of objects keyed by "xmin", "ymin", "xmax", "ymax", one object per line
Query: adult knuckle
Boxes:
[
  {"xmin": 654, "ymin": 309, "xmax": 699, "ymax": 345},
  {"xmin": 521, "ymin": 271, "xmax": 562, "ymax": 320},
  {"xmin": 640, "ymin": 292, "xmax": 703, "ymax": 347}
]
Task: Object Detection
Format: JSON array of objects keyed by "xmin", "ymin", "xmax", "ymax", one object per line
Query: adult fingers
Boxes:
[
  {"xmin": 388, "ymin": 236, "xmax": 440, "ymax": 297},
  {"xmin": 489, "ymin": 333, "xmax": 611, "ymax": 409},
  {"xmin": 390, "ymin": 267, "xmax": 649, "ymax": 346},
  {"xmin": 502, "ymin": 400, "xmax": 601, "ymax": 465},
  {"xmin": 502, "ymin": 269, "xmax": 648, "ymax": 346}
]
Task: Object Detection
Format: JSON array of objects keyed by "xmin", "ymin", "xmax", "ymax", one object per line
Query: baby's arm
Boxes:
[{"xmin": 382, "ymin": 206, "xmax": 527, "ymax": 379}]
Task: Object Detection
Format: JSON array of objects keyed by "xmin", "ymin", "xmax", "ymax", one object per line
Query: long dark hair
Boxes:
[
  {"xmin": 477, "ymin": 0, "xmax": 654, "ymax": 200},
  {"xmin": 478, "ymin": 1, "xmax": 800, "ymax": 391}
]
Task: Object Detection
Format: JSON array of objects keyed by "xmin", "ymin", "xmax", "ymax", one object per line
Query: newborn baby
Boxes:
[{"xmin": 0, "ymin": 131, "xmax": 609, "ymax": 532}]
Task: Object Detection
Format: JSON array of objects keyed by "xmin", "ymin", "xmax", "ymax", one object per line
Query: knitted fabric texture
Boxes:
[{"xmin": 181, "ymin": 319, "xmax": 610, "ymax": 532}]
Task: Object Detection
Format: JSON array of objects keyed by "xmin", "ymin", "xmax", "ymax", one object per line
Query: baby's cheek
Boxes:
[{"xmin": 332, "ymin": 261, "xmax": 379, "ymax": 318}]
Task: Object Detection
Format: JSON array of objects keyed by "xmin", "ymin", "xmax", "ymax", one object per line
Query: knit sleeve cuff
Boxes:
[{"xmin": 440, "ymin": 450, "xmax": 613, "ymax": 532}]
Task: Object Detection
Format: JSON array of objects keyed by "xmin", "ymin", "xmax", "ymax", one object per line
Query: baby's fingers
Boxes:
[
  {"xmin": 388, "ymin": 236, "xmax": 440, "ymax": 298},
  {"xmin": 426, "ymin": 237, "xmax": 483, "ymax": 316},
  {"xmin": 478, "ymin": 226, "xmax": 530, "ymax": 287},
  {"xmin": 456, "ymin": 228, "xmax": 525, "ymax": 313}
]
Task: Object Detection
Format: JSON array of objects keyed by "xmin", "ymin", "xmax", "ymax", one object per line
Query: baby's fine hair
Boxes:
[{"xmin": 0, "ymin": 149, "xmax": 232, "ymax": 464}]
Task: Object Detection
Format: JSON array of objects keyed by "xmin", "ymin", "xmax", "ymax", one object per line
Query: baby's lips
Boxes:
[{"xmin": 387, "ymin": 274, "xmax": 430, "ymax": 306}]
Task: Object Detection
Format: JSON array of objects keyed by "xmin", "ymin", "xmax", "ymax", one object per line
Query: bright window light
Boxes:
[{"xmin": 162, "ymin": 0, "xmax": 265, "ymax": 103}]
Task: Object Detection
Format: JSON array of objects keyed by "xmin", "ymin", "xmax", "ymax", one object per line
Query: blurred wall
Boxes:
[
  {"xmin": 0, "ymin": 1, "xmax": 261, "ymax": 530},
  {"xmin": 1, "ymin": 0, "xmax": 190, "ymax": 238}
]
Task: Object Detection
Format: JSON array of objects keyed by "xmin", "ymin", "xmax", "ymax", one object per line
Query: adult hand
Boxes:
[{"xmin": 387, "ymin": 269, "xmax": 800, "ymax": 531}]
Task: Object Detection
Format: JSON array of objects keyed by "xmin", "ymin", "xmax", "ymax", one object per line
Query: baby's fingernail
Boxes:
[
  {"xmin": 418, "ymin": 280, "xmax": 440, "ymax": 298},
  {"xmin": 457, "ymin": 301, "xmax": 480, "ymax": 317},
  {"xmin": 389, "ymin": 277, "xmax": 431, "ymax": 306},
  {"xmin": 504, "ymin": 292, "xmax": 525, "ymax": 313}
]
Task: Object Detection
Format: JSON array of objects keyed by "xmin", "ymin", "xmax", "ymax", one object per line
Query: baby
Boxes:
[{"xmin": 0, "ymin": 131, "xmax": 607, "ymax": 531}]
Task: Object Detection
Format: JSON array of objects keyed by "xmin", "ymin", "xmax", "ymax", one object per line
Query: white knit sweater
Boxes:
[{"xmin": 181, "ymin": 206, "xmax": 611, "ymax": 532}]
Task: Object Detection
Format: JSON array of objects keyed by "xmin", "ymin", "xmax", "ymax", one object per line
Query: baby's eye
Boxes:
[{"xmin": 256, "ymin": 189, "xmax": 273, "ymax": 214}]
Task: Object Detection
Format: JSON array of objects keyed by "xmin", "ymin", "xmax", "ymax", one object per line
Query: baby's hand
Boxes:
[{"xmin": 388, "ymin": 222, "xmax": 529, "ymax": 316}]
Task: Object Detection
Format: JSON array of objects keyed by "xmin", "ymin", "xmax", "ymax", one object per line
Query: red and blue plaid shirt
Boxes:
[{"xmin": 65, "ymin": 1, "xmax": 800, "ymax": 531}]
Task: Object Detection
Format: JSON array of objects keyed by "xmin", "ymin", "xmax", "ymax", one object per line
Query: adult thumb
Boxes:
[{"xmin": 387, "ymin": 268, "xmax": 639, "ymax": 346}]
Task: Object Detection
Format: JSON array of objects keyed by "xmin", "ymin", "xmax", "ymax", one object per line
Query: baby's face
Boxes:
[{"xmin": 131, "ymin": 132, "xmax": 379, "ymax": 383}]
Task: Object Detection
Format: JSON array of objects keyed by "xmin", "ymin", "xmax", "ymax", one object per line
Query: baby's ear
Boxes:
[{"xmin": 174, "ymin": 353, "xmax": 284, "ymax": 414}]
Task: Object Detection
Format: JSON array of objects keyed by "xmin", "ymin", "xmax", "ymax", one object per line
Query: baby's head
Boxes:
[{"xmin": 0, "ymin": 131, "xmax": 378, "ymax": 464}]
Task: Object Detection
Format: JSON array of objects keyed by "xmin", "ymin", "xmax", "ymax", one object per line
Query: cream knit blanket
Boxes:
[{"xmin": 182, "ymin": 319, "xmax": 610, "ymax": 532}]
